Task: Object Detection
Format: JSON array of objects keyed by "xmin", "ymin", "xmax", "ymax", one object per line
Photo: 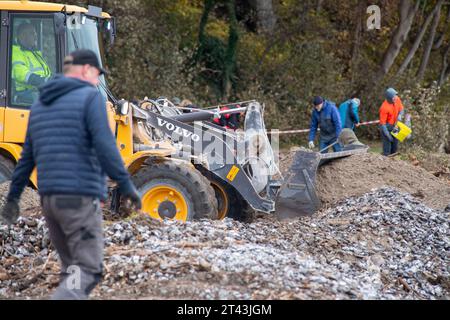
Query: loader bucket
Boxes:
[
  {"xmin": 276, "ymin": 151, "xmax": 322, "ymax": 219},
  {"xmin": 276, "ymin": 147, "xmax": 369, "ymax": 219}
]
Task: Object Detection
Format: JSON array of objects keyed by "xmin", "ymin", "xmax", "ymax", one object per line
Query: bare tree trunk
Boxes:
[
  {"xmin": 417, "ymin": 1, "xmax": 443, "ymax": 81},
  {"xmin": 421, "ymin": 0, "xmax": 428, "ymax": 21},
  {"xmin": 250, "ymin": 0, "xmax": 277, "ymax": 33},
  {"xmin": 351, "ymin": 0, "xmax": 366, "ymax": 60},
  {"xmin": 397, "ymin": 0, "xmax": 444, "ymax": 76},
  {"xmin": 316, "ymin": 0, "xmax": 324, "ymax": 12},
  {"xmin": 434, "ymin": 6, "xmax": 450, "ymax": 50},
  {"xmin": 439, "ymin": 44, "xmax": 450, "ymax": 86},
  {"xmin": 350, "ymin": 0, "xmax": 366, "ymax": 85},
  {"xmin": 374, "ymin": 0, "xmax": 420, "ymax": 81}
]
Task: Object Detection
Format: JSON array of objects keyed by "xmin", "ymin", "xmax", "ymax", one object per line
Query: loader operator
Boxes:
[
  {"xmin": 213, "ymin": 105, "xmax": 242, "ymax": 131},
  {"xmin": 0, "ymin": 50, "xmax": 142, "ymax": 300},
  {"xmin": 12, "ymin": 23, "xmax": 52, "ymax": 105},
  {"xmin": 379, "ymin": 88, "xmax": 405, "ymax": 156},
  {"xmin": 308, "ymin": 96, "xmax": 342, "ymax": 153}
]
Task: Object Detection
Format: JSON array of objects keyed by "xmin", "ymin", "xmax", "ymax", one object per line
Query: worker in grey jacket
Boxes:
[{"xmin": 1, "ymin": 50, "xmax": 141, "ymax": 300}]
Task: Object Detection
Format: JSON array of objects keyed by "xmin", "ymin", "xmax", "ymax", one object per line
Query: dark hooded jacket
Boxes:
[
  {"xmin": 8, "ymin": 75, "xmax": 133, "ymax": 201},
  {"xmin": 309, "ymin": 100, "xmax": 342, "ymax": 143}
]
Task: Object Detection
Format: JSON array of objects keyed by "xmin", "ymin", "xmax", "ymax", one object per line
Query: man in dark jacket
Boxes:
[
  {"xmin": 0, "ymin": 50, "xmax": 141, "ymax": 300},
  {"xmin": 308, "ymin": 96, "xmax": 342, "ymax": 153}
]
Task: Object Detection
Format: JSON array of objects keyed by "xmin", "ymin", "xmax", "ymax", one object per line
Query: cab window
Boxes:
[
  {"xmin": 9, "ymin": 14, "xmax": 58, "ymax": 108},
  {"xmin": 67, "ymin": 15, "xmax": 107, "ymax": 100}
]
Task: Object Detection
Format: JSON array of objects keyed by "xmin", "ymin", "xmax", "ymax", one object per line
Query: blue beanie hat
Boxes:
[
  {"xmin": 313, "ymin": 96, "xmax": 324, "ymax": 106},
  {"xmin": 385, "ymin": 88, "xmax": 398, "ymax": 100}
]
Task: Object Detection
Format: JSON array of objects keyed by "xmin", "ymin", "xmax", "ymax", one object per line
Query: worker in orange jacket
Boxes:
[{"xmin": 379, "ymin": 88, "xmax": 405, "ymax": 156}]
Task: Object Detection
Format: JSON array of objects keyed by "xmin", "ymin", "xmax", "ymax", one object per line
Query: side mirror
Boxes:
[
  {"xmin": 54, "ymin": 12, "xmax": 66, "ymax": 36},
  {"xmin": 87, "ymin": 5, "xmax": 103, "ymax": 18},
  {"xmin": 104, "ymin": 18, "xmax": 116, "ymax": 46}
]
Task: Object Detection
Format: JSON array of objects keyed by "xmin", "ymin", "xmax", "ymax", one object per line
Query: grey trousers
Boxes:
[{"xmin": 42, "ymin": 195, "xmax": 104, "ymax": 300}]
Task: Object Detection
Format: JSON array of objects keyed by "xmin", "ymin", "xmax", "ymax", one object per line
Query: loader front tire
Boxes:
[
  {"xmin": 200, "ymin": 169, "xmax": 256, "ymax": 223},
  {"xmin": 132, "ymin": 161, "xmax": 219, "ymax": 222}
]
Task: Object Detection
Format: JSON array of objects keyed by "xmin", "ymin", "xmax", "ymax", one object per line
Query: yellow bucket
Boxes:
[{"xmin": 391, "ymin": 121, "xmax": 412, "ymax": 142}]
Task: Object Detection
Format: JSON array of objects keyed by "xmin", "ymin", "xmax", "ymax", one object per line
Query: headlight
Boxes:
[
  {"xmin": 117, "ymin": 99, "xmax": 129, "ymax": 116},
  {"xmin": 121, "ymin": 101, "xmax": 129, "ymax": 115}
]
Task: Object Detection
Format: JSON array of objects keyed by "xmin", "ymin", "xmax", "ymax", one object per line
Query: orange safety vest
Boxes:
[{"xmin": 379, "ymin": 97, "xmax": 404, "ymax": 126}]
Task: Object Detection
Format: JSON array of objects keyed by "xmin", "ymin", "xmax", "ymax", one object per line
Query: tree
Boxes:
[
  {"xmin": 350, "ymin": 0, "xmax": 367, "ymax": 86},
  {"xmin": 375, "ymin": 0, "xmax": 420, "ymax": 81},
  {"xmin": 417, "ymin": 0, "xmax": 444, "ymax": 81},
  {"xmin": 438, "ymin": 44, "xmax": 450, "ymax": 86},
  {"xmin": 196, "ymin": 0, "xmax": 239, "ymax": 99},
  {"xmin": 249, "ymin": 0, "xmax": 277, "ymax": 33},
  {"xmin": 434, "ymin": 6, "xmax": 450, "ymax": 50},
  {"xmin": 316, "ymin": 0, "xmax": 324, "ymax": 13},
  {"xmin": 397, "ymin": 0, "xmax": 445, "ymax": 76}
]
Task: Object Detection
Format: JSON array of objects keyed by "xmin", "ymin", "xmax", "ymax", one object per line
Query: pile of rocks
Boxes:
[
  {"xmin": 0, "ymin": 182, "xmax": 41, "ymax": 212},
  {"xmin": 0, "ymin": 188, "xmax": 448, "ymax": 300}
]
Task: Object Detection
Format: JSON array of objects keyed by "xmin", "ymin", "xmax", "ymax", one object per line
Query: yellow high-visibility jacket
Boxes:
[{"xmin": 12, "ymin": 45, "xmax": 51, "ymax": 92}]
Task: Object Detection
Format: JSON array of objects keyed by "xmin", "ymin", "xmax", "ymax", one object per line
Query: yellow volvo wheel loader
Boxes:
[{"xmin": 0, "ymin": 1, "xmax": 368, "ymax": 222}]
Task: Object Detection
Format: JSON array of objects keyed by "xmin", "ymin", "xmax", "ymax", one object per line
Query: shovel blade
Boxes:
[{"xmin": 276, "ymin": 147, "xmax": 370, "ymax": 219}]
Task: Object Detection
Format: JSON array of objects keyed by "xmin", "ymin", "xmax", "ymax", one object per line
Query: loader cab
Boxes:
[{"xmin": 0, "ymin": 1, "xmax": 115, "ymax": 145}]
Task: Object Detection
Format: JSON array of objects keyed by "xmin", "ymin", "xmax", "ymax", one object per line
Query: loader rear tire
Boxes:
[
  {"xmin": 0, "ymin": 155, "xmax": 14, "ymax": 184},
  {"xmin": 200, "ymin": 169, "xmax": 256, "ymax": 223},
  {"xmin": 132, "ymin": 160, "xmax": 219, "ymax": 222}
]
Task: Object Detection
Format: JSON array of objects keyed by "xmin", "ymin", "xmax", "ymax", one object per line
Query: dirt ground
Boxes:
[
  {"xmin": 1, "ymin": 188, "xmax": 448, "ymax": 300},
  {"xmin": 1, "ymin": 148, "xmax": 449, "ymax": 300},
  {"xmin": 280, "ymin": 150, "xmax": 450, "ymax": 210},
  {"xmin": 402, "ymin": 148, "xmax": 450, "ymax": 180},
  {"xmin": 0, "ymin": 183, "xmax": 41, "ymax": 212}
]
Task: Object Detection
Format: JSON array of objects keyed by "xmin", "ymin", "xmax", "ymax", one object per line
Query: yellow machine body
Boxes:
[
  {"xmin": 0, "ymin": 1, "xmax": 167, "ymax": 191},
  {"xmin": 0, "ymin": 1, "xmax": 220, "ymax": 223}
]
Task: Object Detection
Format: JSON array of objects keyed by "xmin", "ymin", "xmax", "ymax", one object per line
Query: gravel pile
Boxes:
[
  {"xmin": 0, "ymin": 187, "xmax": 448, "ymax": 300},
  {"xmin": 279, "ymin": 151, "xmax": 450, "ymax": 210}
]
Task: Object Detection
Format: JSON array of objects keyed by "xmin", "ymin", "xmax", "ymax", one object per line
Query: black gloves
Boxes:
[
  {"xmin": 119, "ymin": 182, "xmax": 142, "ymax": 211},
  {"xmin": 1, "ymin": 200, "xmax": 20, "ymax": 226}
]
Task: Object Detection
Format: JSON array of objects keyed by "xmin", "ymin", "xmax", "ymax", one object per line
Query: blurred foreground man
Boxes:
[{"xmin": 1, "ymin": 50, "xmax": 141, "ymax": 300}]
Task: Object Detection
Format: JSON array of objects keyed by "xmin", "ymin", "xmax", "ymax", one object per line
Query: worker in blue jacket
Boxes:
[
  {"xmin": 339, "ymin": 98, "xmax": 361, "ymax": 130},
  {"xmin": 309, "ymin": 96, "xmax": 342, "ymax": 153}
]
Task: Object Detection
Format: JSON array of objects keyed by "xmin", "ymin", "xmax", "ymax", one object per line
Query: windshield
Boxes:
[{"xmin": 67, "ymin": 16, "xmax": 108, "ymax": 99}]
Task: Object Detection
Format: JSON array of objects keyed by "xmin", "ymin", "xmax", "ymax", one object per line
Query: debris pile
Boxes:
[
  {"xmin": 0, "ymin": 183, "xmax": 41, "ymax": 212},
  {"xmin": 0, "ymin": 188, "xmax": 448, "ymax": 300},
  {"xmin": 280, "ymin": 152, "xmax": 450, "ymax": 210}
]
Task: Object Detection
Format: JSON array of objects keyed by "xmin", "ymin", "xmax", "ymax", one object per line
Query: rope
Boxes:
[{"xmin": 268, "ymin": 120, "xmax": 380, "ymax": 135}]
